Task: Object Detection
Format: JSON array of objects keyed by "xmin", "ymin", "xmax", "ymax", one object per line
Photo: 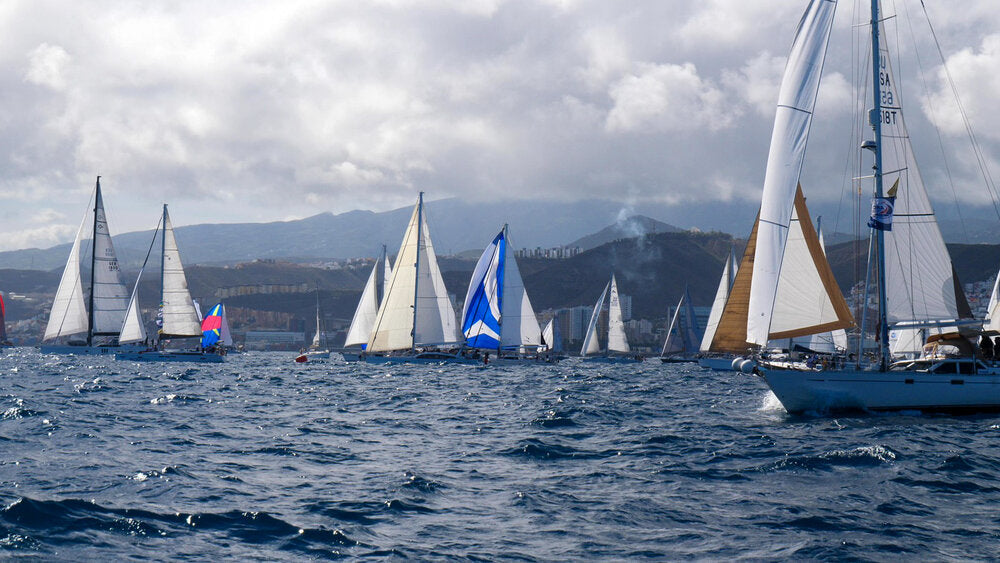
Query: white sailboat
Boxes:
[
  {"xmin": 41, "ymin": 177, "xmax": 141, "ymax": 355},
  {"xmin": 115, "ymin": 205, "xmax": 224, "ymax": 363},
  {"xmin": 581, "ymin": 274, "xmax": 641, "ymax": 363},
  {"xmin": 541, "ymin": 318, "xmax": 563, "ymax": 355},
  {"xmin": 296, "ymin": 289, "xmax": 330, "ymax": 362},
  {"xmin": 348, "ymin": 193, "xmax": 469, "ymax": 364},
  {"xmin": 461, "ymin": 224, "xmax": 549, "ymax": 361},
  {"xmin": 342, "ymin": 245, "xmax": 392, "ymax": 351},
  {"xmin": 745, "ymin": 0, "xmax": 999, "ymax": 413},
  {"xmin": 697, "ymin": 248, "xmax": 741, "ymax": 370},
  {"xmin": 660, "ymin": 286, "xmax": 701, "ymax": 363}
]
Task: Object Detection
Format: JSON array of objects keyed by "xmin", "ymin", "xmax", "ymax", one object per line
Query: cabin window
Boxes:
[
  {"xmin": 931, "ymin": 362, "xmax": 958, "ymax": 374},
  {"xmin": 958, "ymin": 362, "xmax": 976, "ymax": 375}
]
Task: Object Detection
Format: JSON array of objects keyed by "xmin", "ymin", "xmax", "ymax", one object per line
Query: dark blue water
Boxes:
[{"xmin": 2, "ymin": 348, "xmax": 1000, "ymax": 559}]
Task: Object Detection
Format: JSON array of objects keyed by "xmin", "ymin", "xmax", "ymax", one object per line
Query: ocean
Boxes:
[{"xmin": 1, "ymin": 348, "xmax": 999, "ymax": 559}]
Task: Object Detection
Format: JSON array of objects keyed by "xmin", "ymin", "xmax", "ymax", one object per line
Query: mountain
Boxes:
[
  {"xmin": 567, "ymin": 216, "xmax": 681, "ymax": 250},
  {"xmin": 0, "ymin": 198, "xmax": 755, "ymax": 270}
]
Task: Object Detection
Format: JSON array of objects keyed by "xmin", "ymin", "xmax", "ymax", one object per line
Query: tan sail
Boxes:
[{"xmin": 710, "ymin": 186, "xmax": 853, "ymax": 352}]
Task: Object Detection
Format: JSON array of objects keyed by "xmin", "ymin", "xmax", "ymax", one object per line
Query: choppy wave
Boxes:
[{"xmin": 1, "ymin": 351, "xmax": 1000, "ymax": 559}]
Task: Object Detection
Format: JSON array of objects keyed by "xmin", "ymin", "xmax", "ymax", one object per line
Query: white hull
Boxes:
[
  {"xmin": 698, "ymin": 357, "xmax": 735, "ymax": 371},
  {"xmin": 763, "ymin": 368, "xmax": 1000, "ymax": 414}
]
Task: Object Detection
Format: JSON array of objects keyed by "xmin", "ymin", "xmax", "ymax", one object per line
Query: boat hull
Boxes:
[
  {"xmin": 582, "ymin": 356, "xmax": 643, "ymax": 364},
  {"xmin": 115, "ymin": 350, "xmax": 226, "ymax": 363},
  {"xmin": 343, "ymin": 352, "xmax": 478, "ymax": 365},
  {"xmin": 660, "ymin": 356, "xmax": 698, "ymax": 364},
  {"xmin": 698, "ymin": 357, "xmax": 735, "ymax": 371},
  {"xmin": 295, "ymin": 350, "xmax": 330, "ymax": 362},
  {"xmin": 41, "ymin": 344, "xmax": 144, "ymax": 356},
  {"xmin": 762, "ymin": 368, "xmax": 1000, "ymax": 414}
]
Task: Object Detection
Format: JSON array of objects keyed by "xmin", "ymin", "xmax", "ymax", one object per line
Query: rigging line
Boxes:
[
  {"xmin": 919, "ymin": 0, "xmax": 1000, "ymax": 223},
  {"xmin": 901, "ymin": 0, "xmax": 969, "ymax": 244}
]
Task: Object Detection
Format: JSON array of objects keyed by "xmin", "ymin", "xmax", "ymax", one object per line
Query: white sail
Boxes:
[
  {"xmin": 345, "ymin": 259, "xmax": 380, "ymax": 347},
  {"xmin": 311, "ymin": 304, "xmax": 322, "ymax": 348},
  {"xmin": 768, "ymin": 196, "xmax": 845, "ymax": 337},
  {"xmin": 580, "ymin": 282, "xmax": 609, "ymax": 356},
  {"xmin": 747, "ymin": 0, "xmax": 838, "ymax": 346},
  {"xmin": 499, "ymin": 228, "xmax": 541, "ymax": 348},
  {"xmin": 219, "ymin": 304, "xmax": 234, "ymax": 347},
  {"xmin": 542, "ymin": 319, "xmax": 554, "ymax": 350},
  {"xmin": 876, "ymin": 23, "xmax": 961, "ymax": 324},
  {"xmin": 90, "ymin": 187, "xmax": 131, "ymax": 335},
  {"xmin": 700, "ymin": 250, "xmax": 738, "ymax": 352},
  {"xmin": 661, "ymin": 295, "xmax": 685, "ymax": 355},
  {"xmin": 368, "ymin": 195, "xmax": 459, "ymax": 352},
  {"xmin": 160, "ymin": 206, "xmax": 202, "ymax": 337},
  {"xmin": 44, "ymin": 211, "xmax": 89, "ymax": 341},
  {"xmin": 986, "ymin": 272, "xmax": 1000, "ymax": 333},
  {"xmin": 607, "ymin": 275, "xmax": 629, "ymax": 353},
  {"xmin": 118, "ymin": 287, "xmax": 146, "ymax": 344},
  {"xmin": 383, "ymin": 251, "xmax": 393, "ymax": 302}
]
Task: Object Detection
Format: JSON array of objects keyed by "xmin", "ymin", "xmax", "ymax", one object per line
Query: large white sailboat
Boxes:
[
  {"xmin": 347, "ymin": 193, "xmax": 470, "ymax": 364},
  {"xmin": 581, "ymin": 274, "xmax": 641, "ymax": 363},
  {"xmin": 41, "ymin": 177, "xmax": 141, "ymax": 355},
  {"xmin": 744, "ymin": 0, "xmax": 1000, "ymax": 413},
  {"xmin": 115, "ymin": 205, "xmax": 224, "ymax": 363},
  {"xmin": 461, "ymin": 224, "xmax": 550, "ymax": 362}
]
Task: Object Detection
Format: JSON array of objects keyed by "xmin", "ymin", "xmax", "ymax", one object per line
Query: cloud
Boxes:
[
  {"xmin": 922, "ymin": 33, "xmax": 1000, "ymax": 141},
  {"xmin": 606, "ymin": 62, "xmax": 734, "ymax": 133},
  {"xmin": 24, "ymin": 43, "xmax": 70, "ymax": 90}
]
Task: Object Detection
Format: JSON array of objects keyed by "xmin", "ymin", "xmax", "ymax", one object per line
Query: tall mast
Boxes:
[
  {"xmin": 869, "ymin": 0, "xmax": 889, "ymax": 370},
  {"xmin": 86, "ymin": 176, "xmax": 100, "ymax": 346},
  {"xmin": 160, "ymin": 204, "xmax": 167, "ymax": 344},
  {"xmin": 497, "ymin": 223, "xmax": 508, "ymax": 354},
  {"xmin": 411, "ymin": 192, "xmax": 423, "ymax": 354}
]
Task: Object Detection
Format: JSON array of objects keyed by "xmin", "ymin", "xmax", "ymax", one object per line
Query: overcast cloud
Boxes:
[{"xmin": 1, "ymin": 0, "xmax": 999, "ymax": 250}]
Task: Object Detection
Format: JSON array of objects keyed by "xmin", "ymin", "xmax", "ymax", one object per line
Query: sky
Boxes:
[{"xmin": 1, "ymin": 0, "xmax": 999, "ymax": 251}]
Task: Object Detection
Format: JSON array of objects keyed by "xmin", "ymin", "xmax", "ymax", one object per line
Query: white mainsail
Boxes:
[
  {"xmin": 661, "ymin": 295, "xmax": 685, "ymax": 356},
  {"xmin": 90, "ymin": 187, "xmax": 131, "ymax": 335},
  {"xmin": 607, "ymin": 275, "xmax": 629, "ymax": 353},
  {"xmin": 499, "ymin": 227, "xmax": 541, "ymax": 348},
  {"xmin": 700, "ymin": 250, "xmax": 738, "ymax": 352},
  {"xmin": 542, "ymin": 319, "xmax": 555, "ymax": 350},
  {"xmin": 747, "ymin": 0, "xmax": 838, "ymax": 346},
  {"xmin": 368, "ymin": 194, "xmax": 459, "ymax": 352},
  {"xmin": 876, "ymin": 23, "xmax": 962, "ymax": 325},
  {"xmin": 43, "ymin": 211, "xmax": 89, "ymax": 341},
  {"xmin": 160, "ymin": 206, "xmax": 202, "ymax": 337},
  {"xmin": 345, "ymin": 258, "xmax": 380, "ymax": 347},
  {"xmin": 580, "ymin": 282, "xmax": 609, "ymax": 356}
]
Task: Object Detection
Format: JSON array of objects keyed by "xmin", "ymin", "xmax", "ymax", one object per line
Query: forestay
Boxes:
[{"xmin": 581, "ymin": 282, "xmax": 609, "ymax": 356}]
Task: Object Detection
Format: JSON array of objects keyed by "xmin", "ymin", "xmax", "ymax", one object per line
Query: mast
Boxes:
[
  {"xmin": 870, "ymin": 0, "xmax": 889, "ymax": 370},
  {"xmin": 497, "ymin": 223, "xmax": 508, "ymax": 355},
  {"xmin": 160, "ymin": 204, "xmax": 167, "ymax": 345},
  {"xmin": 86, "ymin": 176, "xmax": 101, "ymax": 346},
  {"xmin": 411, "ymin": 192, "xmax": 423, "ymax": 354},
  {"xmin": 315, "ymin": 286, "xmax": 321, "ymax": 347}
]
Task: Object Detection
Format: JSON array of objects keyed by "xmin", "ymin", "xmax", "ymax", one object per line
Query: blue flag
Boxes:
[{"xmin": 868, "ymin": 196, "xmax": 895, "ymax": 231}]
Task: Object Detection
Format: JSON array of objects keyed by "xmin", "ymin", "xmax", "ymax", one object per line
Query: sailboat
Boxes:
[
  {"xmin": 660, "ymin": 286, "xmax": 701, "ymax": 363},
  {"xmin": 697, "ymin": 248, "xmax": 740, "ymax": 370},
  {"xmin": 541, "ymin": 318, "xmax": 563, "ymax": 356},
  {"xmin": 341, "ymin": 245, "xmax": 392, "ymax": 356},
  {"xmin": 745, "ymin": 0, "xmax": 1000, "ymax": 413},
  {"xmin": 40, "ymin": 177, "xmax": 142, "ymax": 355},
  {"xmin": 200, "ymin": 303, "xmax": 233, "ymax": 352},
  {"xmin": 0, "ymin": 292, "xmax": 11, "ymax": 346},
  {"xmin": 581, "ymin": 274, "xmax": 642, "ymax": 363},
  {"xmin": 461, "ymin": 224, "xmax": 550, "ymax": 362},
  {"xmin": 115, "ymin": 205, "xmax": 224, "ymax": 363},
  {"xmin": 347, "ymin": 193, "xmax": 470, "ymax": 364},
  {"xmin": 295, "ymin": 289, "xmax": 330, "ymax": 362}
]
